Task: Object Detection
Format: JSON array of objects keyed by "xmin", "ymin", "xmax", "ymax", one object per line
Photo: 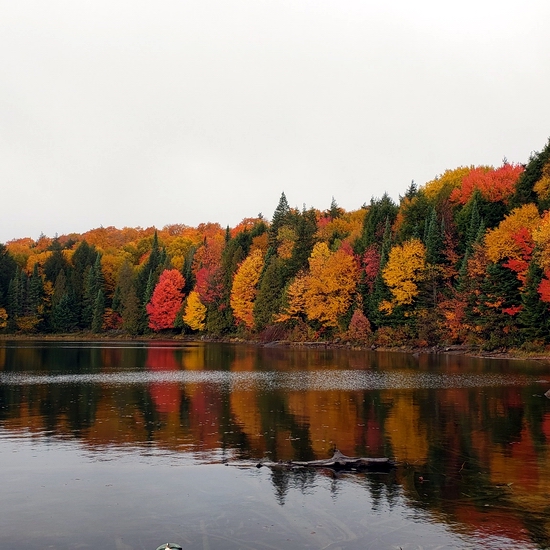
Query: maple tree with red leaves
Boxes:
[
  {"xmin": 450, "ymin": 164, "xmax": 524, "ymax": 205},
  {"xmin": 146, "ymin": 269, "xmax": 186, "ymax": 331}
]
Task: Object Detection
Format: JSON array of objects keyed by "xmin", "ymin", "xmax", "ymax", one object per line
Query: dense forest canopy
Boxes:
[{"xmin": 2, "ymin": 138, "xmax": 550, "ymax": 350}]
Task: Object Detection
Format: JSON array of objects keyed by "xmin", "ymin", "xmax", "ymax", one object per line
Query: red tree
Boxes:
[
  {"xmin": 146, "ymin": 269, "xmax": 185, "ymax": 331},
  {"xmin": 450, "ymin": 164, "xmax": 524, "ymax": 205}
]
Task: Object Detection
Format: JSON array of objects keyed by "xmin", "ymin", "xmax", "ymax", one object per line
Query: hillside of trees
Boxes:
[{"xmin": 2, "ymin": 138, "xmax": 550, "ymax": 350}]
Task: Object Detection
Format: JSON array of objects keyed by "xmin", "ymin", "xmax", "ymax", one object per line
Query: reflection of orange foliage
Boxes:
[{"xmin": 385, "ymin": 392, "xmax": 428, "ymax": 462}]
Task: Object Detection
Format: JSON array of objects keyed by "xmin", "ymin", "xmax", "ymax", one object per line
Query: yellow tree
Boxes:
[
  {"xmin": 230, "ymin": 249, "xmax": 264, "ymax": 329},
  {"xmin": 533, "ymin": 210, "xmax": 550, "ymax": 271},
  {"xmin": 421, "ymin": 166, "xmax": 473, "ymax": 202},
  {"xmin": 276, "ymin": 272, "xmax": 309, "ymax": 323},
  {"xmin": 183, "ymin": 290, "xmax": 207, "ymax": 331},
  {"xmin": 484, "ymin": 204, "xmax": 539, "ymax": 286},
  {"xmin": 303, "ymin": 242, "xmax": 358, "ymax": 328},
  {"xmin": 380, "ymin": 238, "xmax": 426, "ymax": 313}
]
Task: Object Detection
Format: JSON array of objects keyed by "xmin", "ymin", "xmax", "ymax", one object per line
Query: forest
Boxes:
[{"xmin": 1, "ymin": 137, "xmax": 550, "ymax": 350}]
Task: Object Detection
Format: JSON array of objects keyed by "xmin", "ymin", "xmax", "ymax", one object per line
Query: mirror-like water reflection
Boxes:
[{"xmin": 1, "ymin": 340, "xmax": 549, "ymax": 549}]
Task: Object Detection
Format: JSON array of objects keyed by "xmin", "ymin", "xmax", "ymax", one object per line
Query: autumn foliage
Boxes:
[
  {"xmin": 230, "ymin": 248, "xmax": 264, "ymax": 329},
  {"xmin": 450, "ymin": 164, "xmax": 524, "ymax": 205},
  {"xmin": 146, "ymin": 269, "xmax": 185, "ymax": 331},
  {"xmin": 3, "ymin": 136, "xmax": 550, "ymax": 350}
]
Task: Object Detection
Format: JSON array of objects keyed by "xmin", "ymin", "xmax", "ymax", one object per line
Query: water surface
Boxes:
[{"xmin": 1, "ymin": 340, "xmax": 549, "ymax": 549}]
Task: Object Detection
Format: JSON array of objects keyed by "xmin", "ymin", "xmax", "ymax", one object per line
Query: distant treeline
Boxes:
[{"xmin": 2, "ymin": 138, "xmax": 550, "ymax": 350}]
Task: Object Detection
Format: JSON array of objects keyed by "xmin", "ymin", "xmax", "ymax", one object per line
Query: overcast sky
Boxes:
[{"xmin": 1, "ymin": 0, "xmax": 549, "ymax": 242}]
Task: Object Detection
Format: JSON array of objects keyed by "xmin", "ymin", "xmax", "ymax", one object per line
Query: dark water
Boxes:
[{"xmin": 1, "ymin": 340, "xmax": 550, "ymax": 549}]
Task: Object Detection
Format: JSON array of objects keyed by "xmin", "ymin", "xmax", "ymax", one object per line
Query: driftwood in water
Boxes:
[{"xmin": 257, "ymin": 450, "xmax": 395, "ymax": 472}]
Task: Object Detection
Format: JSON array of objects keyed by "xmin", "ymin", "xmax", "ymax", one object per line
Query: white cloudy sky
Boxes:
[{"xmin": 1, "ymin": 0, "xmax": 549, "ymax": 242}]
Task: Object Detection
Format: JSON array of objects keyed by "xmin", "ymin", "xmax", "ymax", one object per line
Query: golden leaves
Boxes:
[
  {"xmin": 183, "ymin": 290, "xmax": 207, "ymax": 331},
  {"xmin": 381, "ymin": 238, "xmax": 426, "ymax": 308},
  {"xmin": 230, "ymin": 249, "xmax": 264, "ymax": 329},
  {"xmin": 278, "ymin": 242, "xmax": 358, "ymax": 328}
]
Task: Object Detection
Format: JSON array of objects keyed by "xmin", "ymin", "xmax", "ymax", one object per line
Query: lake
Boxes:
[{"xmin": 1, "ymin": 340, "xmax": 549, "ymax": 549}]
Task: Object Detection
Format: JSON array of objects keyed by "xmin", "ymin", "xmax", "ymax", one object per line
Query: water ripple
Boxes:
[{"xmin": 0, "ymin": 369, "xmax": 534, "ymax": 390}]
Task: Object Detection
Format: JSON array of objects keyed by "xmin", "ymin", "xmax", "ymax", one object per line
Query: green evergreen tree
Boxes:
[
  {"xmin": 519, "ymin": 260, "xmax": 550, "ymax": 342},
  {"xmin": 327, "ymin": 197, "xmax": 343, "ymax": 220},
  {"xmin": 0, "ymin": 244, "xmax": 18, "ymax": 308},
  {"xmin": 509, "ymin": 137, "xmax": 550, "ymax": 209},
  {"xmin": 71, "ymin": 241, "xmax": 97, "ymax": 323},
  {"xmin": 122, "ymin": 287, "xmax": 141, "ymax": 335},
  {"xmin": 285, "ymin": 207, "xmax": 317, "ymax": 278},
  {"xmin": 43, "ymin": 238, "xmax": 70, "ymax": 284},
  {"xmin": 395, "ymin": 185, "xmax": 430, "ymax": 243},
  {"xmin": 52, "ymin": 292, "xmax": 78, "ymax": 333},
  {"xmin": 424, "ymin": 208, "xmax": 444, "ymax": 265},
  {"xmin": 91, "ymin": 289, "xmax": 105, "ymax": 333},
  {"xmin": 474, "ymin": 262, "xmax": 522, "ymax": 348},
  {"xmin": 28, "ymin": 263, "xmax": 44, "ymax": 316},
  {"xmin": 356, "ymin": 193, "xmax": 398, "ymax": 254},
  {"xmin": 6, "ymin": 277, "xmax": 19, "ymax": 331},
  {"xmin": 365, "ymin": 217, "xmax": 394, "ymax": 328},
  {"xmin": 269, "ymin": 192, "xmax": 291, "ymax": 249},
  {"xmin": 82, "ymin": 253, "xmax": 104, "ymax": 328},
  {"xmin": 113, "ymin": 259, "xmax": 134, "ymax": 318},
  {"xmin": 253, "ymin": 256, "xmax": 285, "ymax": 331}
]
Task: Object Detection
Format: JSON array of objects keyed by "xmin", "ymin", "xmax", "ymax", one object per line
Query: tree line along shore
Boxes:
[{"xmin": 1, "ymin": 138, "xmax": 550, "ymax": 353}]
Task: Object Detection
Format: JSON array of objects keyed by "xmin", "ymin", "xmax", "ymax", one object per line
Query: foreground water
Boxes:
[{"xmin": 1, "ymin": 340, "xmax": 550, "ymax": 549}]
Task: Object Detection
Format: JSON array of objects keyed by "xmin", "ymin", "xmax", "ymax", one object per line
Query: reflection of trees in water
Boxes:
[
  {"xmin": 268, "ymin": 467, "xmax": 399, "ymax": 508},
  {"xmin": 269, "ymin": 467, "xmax": 318, "ymax": 506},
  {"xmin": 2, "ymin": 343, "xmax": 550, "ymax": 546},
  {"xmin": 257, "ymin": 390, "xmax": 315, "ymax": 462}
]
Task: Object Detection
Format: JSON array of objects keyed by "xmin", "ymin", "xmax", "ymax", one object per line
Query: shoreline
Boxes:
[{"xmin": 1, "ymin": 332, "xmax": 550, "ymax": 362}]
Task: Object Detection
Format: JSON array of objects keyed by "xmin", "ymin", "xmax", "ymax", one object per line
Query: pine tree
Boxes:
[
  {"xmin": 122, "ymin": 287, "xmax": 140, "ymax": 335},
  {"xmin": 424, "ymin": 208, "xmax": 443, "ymax": 265},
  {"xmin": 6, "ymin": 277, "xmax": 19, "ymax": 331},
  {"xmin": 357, "ymin": 193, "xmax": 398, "ymax": 253},
  {"xmin": 43, "ymin": 238, "xmax": 70, "ymax": 284},
  {"xmin": 519, "ymin": 260, "xmax": 550, "ymax": 342},
  {"xmin": 91, "ymin": 289, "xmax": 105, "ymax": 333},
  {"xmin": 28, "ymin": 263, "xmax": 44, "ymax": 316},
  {"xmin": 253, "ymin": 256, "xmax": 285, "ymax": 331},
  {"xmin": 82, "ymin": 253, "xmax": 104, "ymax": 328},
  {"xmin": 509, "ymin": 137, "xmax": 550, "ymax": 209},
  {"xmin": 0, "ymin": 244, "xmax": 18, "ymax": 308},
  {"xmin": 366, "ymin": 217, "xmax": 394, "ymax": 328},
  {"xmin": 269, "ymin": 192, "xmax": 291, "ymax": 248},
  {"xmin": 52, "ymin": 292, "xmax": 78, "ymax": 333},
  {"xmin": 475, "ymin": 262, "xmax": 522, "ymax": 348},
  {"xmin": 286, "ymin": 207, "xmax": 317, "ymax": 278},
  {"xmin": 327, "ymin": 197, "xmax": 343, "ymax": 220}
]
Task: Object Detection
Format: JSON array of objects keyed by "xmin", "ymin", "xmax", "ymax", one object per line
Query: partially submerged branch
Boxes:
[{"xmin": 256, "ymin": 450, "xmax": 396, "ymax": 472}]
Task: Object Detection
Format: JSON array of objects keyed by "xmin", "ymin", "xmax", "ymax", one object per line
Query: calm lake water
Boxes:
[{"xmin": 1, "ymin": 340, "xmax": 550, "ymax": 549}]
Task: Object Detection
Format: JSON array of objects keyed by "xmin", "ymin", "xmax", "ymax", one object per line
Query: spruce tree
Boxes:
[
  {"xmin": 29, "ymin": 263, "xmax": 44, "ymax": 316},
  {"xmin": 0, "ymin": 244, "xmax": 18, "ymax": 307},
  {"xmin": 253, "ymin": 256, "xmax": 285, "ymax": 331},
  {"xmin": 356, "ymin": 193, "xmax": 398, "ymax": 253},
  {"xmin": 91, "ymin": 289, "xmax": 105, "ymax": 333},
  {"xmin": 269, "ymin": 192, "xmax": 291, "ymax": 249},
  {"xmin": 43, "ymin": 238, "xmax": 70, "ymax": 284},
  {"xmin": 519, "ymin": 261, "xmax": 550, "ymax": 342},
  {"xmin": 286, "ymin": 207, "xmax": 317, "ymax": 278},
  {"xmin": 424, "ymin": 208, "xmax": 443, "ymax": 265},
  {"xmin": 509, "ymin": 137, "xmax": 550, "ymax": 209}
]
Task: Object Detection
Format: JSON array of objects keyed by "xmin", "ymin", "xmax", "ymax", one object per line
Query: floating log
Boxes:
[{"xmin": 257, "ymin": 450, "xmax": 395, "ymax": 472}]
